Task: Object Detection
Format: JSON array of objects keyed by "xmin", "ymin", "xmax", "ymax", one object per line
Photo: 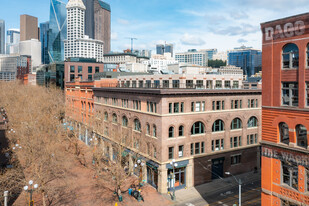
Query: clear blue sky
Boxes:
[{"xmin": 1, "ymin": 0, "xmax": 309, "ymax": 52}]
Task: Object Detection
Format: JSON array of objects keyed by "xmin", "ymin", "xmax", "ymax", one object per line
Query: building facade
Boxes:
[
  {"xmin": 6, "ymin": 29, "xmax": 20, "ymax": 55},
  {"xmin": 0, "ymin": 20, "xmax": 5, "ymax": 54},
  {"xmin": 48, "ymin": 0, "xmax": 67, "ymax": 63},
  {"xmin": 228, "ymin": 46, "xmax": 262, "ymax": 78},
  {"xmin": 40, "ymin": 22, "xmax": 50, "ymax": 65},
  {"xmin": 91, "ymin": 87, "xmax": 261, "ymax": 193},
  {"xmin": 117, "ymin": 73, "xmax": 243, "ymax": 89},
  {"xmin": 64, "ymin": 58, "xmax": 104, "ymax": 83},
  {"xmin": 19, "ymin": 39, "xmax": 41, "ymax": 72},
  {"xmin": 156, "ymin": 44, "xmax": 174, "ymax": 57},
  {"xmin": 94, "ymin": 0, "xmax": 111, "ymax": 54},
  {"xmin": 175, "ymin": 50, "xmax": 208, "ymax": 67},
  {"xmin": 64, "ymin": 0, "xmax": 104, "ymax": 62},
  {"xmin": 83, "ymin": 0, "xmax": 95, "ymax": 39},
  {"xmin": 0, "ymin": 55, "xmax": 30, "ymax": 81},
  {"xmin": 20, "ymin": 15, "xmax": 39, "ymax": 41},
  {"xmin": 261, "ymin": 13, "xmax": 309, "ymax": 206},
  {"xmin": 201, "ymin": 49, "xmax": 217, "ymax": 60}
]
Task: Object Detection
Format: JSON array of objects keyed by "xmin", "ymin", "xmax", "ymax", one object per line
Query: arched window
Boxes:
[
  {"xmin": 169, "ymin": 127, "xmax": 174, "ymax": 138},
  {"xmin": 153, "ymin": 125, "xmax": 157, "ymax": 137},
  {"xmin": 231, "ymin": 118, "xmax": 242, "ymax": 130},
  {"xmin": 134, "ymin": 119, "xmax": 141, "ymax": 132},
  {"xmin": 112, "ymin": 113, "xmax": 117, "ymax": 123},
  {"xmin": 212, "ymin": 120, "xmax": 224, "ymax": 132},
  {"xmin": 296, "ymin": 124, "xmax": 308, "ymax": 149},
  {"xmin": 88, "ymin": 102, "xmax": 91, "ymax": 112},
  {"xmin": 191, "ymin": 121, "xmax": 205, "ymax": 135},
  {"xmin": 248, "ymin": 116, "xmax": 258, "ymax": 128},
  {"xmin": 279, "ymin": 122, "xmax": 289, "ymax": 144},
  {"xmin": 179, "ymin": 126, "xmax": 184, "ymax": 136},
  {"xmin": 282, "ymin": 43, "xmax": 299, "ymax": 69},
  {"xmin": 146, "ymin": 124, "xmax": 150, "ymax": 135},
  {"xmin": 104, "ymin": 112, "xmax": 108, "ymax": 121},
  {"xmin": 81, "ymin": 101, "xmax": 84, "ymax": 110},
  {"xmin": 122, "ymin": 116, "xmax": 128, "ymax": 127}
]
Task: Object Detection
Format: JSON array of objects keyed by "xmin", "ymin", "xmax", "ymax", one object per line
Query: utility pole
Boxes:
[{"xmin": 4, "ymin": 191, "xmax": 8, "ymax": 206}]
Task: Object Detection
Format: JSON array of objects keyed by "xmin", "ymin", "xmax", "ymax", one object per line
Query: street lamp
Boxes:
[
  {"xmin": 169, "ymin": 159, "xmax": 178, "ymax": 201},
  {"xmin": 225, "ymin": 172, "xmax": 242, "ymax": 206},
  {"xmin": 134, "ymin": 159, "xmax": 145, "ymax": 186},
  {"xmin": 24, "ymin": 180, "xmax": 38, "ymax": 206}
]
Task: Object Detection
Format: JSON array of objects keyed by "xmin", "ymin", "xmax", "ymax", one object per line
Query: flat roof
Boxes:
[{"xmin": 93, "ymin": 87, "xmax": 261, "ymax": 96}]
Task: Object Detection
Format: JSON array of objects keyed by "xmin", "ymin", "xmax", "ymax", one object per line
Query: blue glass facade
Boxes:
[
  {"xmin": 40, "ymin": 22, "xmax": 50, "ymax": 64},
  {"xmin": 228, "ymin": 48, "xmax": 262, "ymax": 77},
  {"xmin": 48, "ymin": 0, "xmax": 67, "ymax": 63}
]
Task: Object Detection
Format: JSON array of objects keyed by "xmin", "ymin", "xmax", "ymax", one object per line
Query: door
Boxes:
[{"xmin": 212, "ymin": 158, "xmax": 224, "ymax": 180}]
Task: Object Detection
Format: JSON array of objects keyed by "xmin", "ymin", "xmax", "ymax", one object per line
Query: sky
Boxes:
[{"xmin": 1, "ymin": 0, "xmax": 309, "ymax": 53}]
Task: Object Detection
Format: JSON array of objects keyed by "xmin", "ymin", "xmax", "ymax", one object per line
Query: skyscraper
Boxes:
[
  {"xmin": 20, "ymin": 15, "xmax": 39, "ymax": 41},
  {"xmin": 40, "ymin": 22, "xmax": 50, "ymax": 64},
  {"xmin": 6, "ymin": 29, "xmax": 20, "ymax": 54},
  {"xmin": 0, "ymin": 20, "xmax": 5, "ymax": 54},
  {"xmin": 64, "ymin": 0, "xmax": 104, "ymax": 62},
  {"xmin": 94, "ymin": 0, "xmax": 111, "ymax": 54},
  {"xmin": 156, "ymin": 44, "xmax": 164, "ymax": 55},
  {"xmin": 156, "ymin": 43, "xmax": 174, "ymax": 56},
  {"xmin": 83, "ymin": 0, "xmax": 95, "ymax": 39},
  {"xmin": 48, "ymin": 0, "xmax": 67, "ymax": 63},
  {"xmin": 164, "ymin": 44, "xmax": 173, "ymax": 57},
  {"xmin": 228, "ymin": 46, "xmax": 262, "ymax": 78}
]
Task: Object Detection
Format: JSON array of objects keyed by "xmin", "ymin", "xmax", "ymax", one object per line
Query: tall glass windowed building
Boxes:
[
  {"xmin": 48, "ymin": 0, "xmax": 67, "ymax": 63},
  {"xmin": 228, "ymin": 46, "xmax": 262, "ymax": 78},
  {"xmin": 40, "ymin": 22, "xmax": 50, "ymax": 64}
]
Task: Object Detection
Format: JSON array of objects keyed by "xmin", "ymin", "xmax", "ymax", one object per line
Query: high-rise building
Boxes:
[
  {"xmin": 83, "ymin": 0, "xmax": 95, "ymax": 39},
  {"xmin": 94, "ymin": 0, "xmax": 111, "ymax": 54},
  {"xmin": 165, "ymin": 44, "xmax": 173, "ymax": 57},
  {"xmin": 6, "ymin": 29, "xmax": 20, "ymax": 54},
  {"xmin": 64, "ymin": 0, "xmax": 104, "ymax": 62},
  {"xmin": 156, "ymin": 44, "xmax": 164, "ymax": 55},
  {"xmin": 20, "ymin": 15, "xmax": 39, "ymax": 41},
  {"xmin": 228, "ymin": 46, "xmax": 262, "ymax": 78},
  {"xmin": 0, "ymin": 20, "xmax": 5, "ymax": 54},
  {"xmin": 261, "ymin": 13, "xmax": 309, "ymax": 206},
  {"xmin": 48, "ymin": 0, "xmax": 67, "ymax": 63},
  {"xmin": 40, "ymin": 22, "xmax": 50, "ymax": 64},
  {"xmin": 175, "ymin": 49, "xmax": 208, "ymax": 67},
  {"xmin": 156, "ymin": 43, "xmax": 174, "ymax": 56}
]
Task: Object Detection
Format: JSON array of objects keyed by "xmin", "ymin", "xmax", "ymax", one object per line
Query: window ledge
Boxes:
[
  {"xmin": 212, "ymin": 131, "xmax": 225, "ymax": 134},
  {"xmin": 282, "ymin": 68, "xmax": 298, "ymax": 70},
  {"xmin": 191, "ymin": 133, "xmax": 206, "ymax": 137},
  {"xmin": 230, "ymin": 129, "xmax": 243, "ymax": 132},
  {"xmin": 247, "ymin": 126, "xmax": 258, "ymax": 129}
]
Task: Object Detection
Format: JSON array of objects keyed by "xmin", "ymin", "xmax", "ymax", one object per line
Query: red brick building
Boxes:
[{"xmin": 261, "ymin": 13, "xmax": 309, "ymax": 205}]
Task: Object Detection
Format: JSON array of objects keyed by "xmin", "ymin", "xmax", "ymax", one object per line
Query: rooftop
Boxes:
[
  {"xmin": 93, "ymin": 87, "xmax": 261, "ymax": 96},
  {"xmin": 98, "ymin": 0, "xmax": 111, "ymax": 12}
]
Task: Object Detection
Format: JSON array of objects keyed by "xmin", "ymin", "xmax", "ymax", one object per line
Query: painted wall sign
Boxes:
[
  {"xmin": 261, "ymin": 13, "xmax": 309, "ymax": 43},
  {"xmin": 262, "ymin": 146, "xmax": 309, "ymax": 167}
]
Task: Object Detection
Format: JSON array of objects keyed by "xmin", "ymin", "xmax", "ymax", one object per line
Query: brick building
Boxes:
[
  {"xmin": 64, "ymin": 58, "xmax": 104, "ymax": 85},
  {"xmin": 65, "ymin": 78, "xmax": 118, "ymax": 143},
  {"xmin": 261, "ymin": 13, "xmax": 309, "ymax": 205},
  {"xmin": 92, "ymin": 87, "xmax": 261, "ymax": 193}
]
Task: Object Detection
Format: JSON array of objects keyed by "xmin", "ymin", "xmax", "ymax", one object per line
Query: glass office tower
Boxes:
[
  {"xmin": 48, "ymin": 0, "xmax": 67, "ymax": 63},
  {"xmin": 228, "ymin": 47, "xmax": 262, "ymax": 78},
  {"xmin": 40, "ymin": 22, "xmax": 50, "ymax": 64}
]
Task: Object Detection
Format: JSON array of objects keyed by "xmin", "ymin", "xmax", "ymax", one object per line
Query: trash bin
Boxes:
[
  {"xmin": 128, "ymin": 188, "xmax": 133, "ymax": 196},
  {"xmin": 119, "ymin": 195, "xmax": 123, "ymax": 202}
]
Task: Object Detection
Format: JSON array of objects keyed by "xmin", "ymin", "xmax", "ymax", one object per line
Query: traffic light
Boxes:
[{"xmin": 29, "ymin": 200, "xmax": 34, "ymax": 206}]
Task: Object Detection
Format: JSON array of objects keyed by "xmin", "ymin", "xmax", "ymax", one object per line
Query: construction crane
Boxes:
[{"xmin": 126, "ymin": 37, "xmax": 137, "ymax": 53}]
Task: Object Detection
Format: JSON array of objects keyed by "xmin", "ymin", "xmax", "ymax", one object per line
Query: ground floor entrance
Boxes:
[
  {"xmin": 147, "ymin": 166, "xmax": 158, "ymax": 189},
  {"xmin": 211, "ymin": 157, "xmax": 224, "ymax": 180},
  {"xmin": 168, "ymin": 167, "xmax": 186, "ymax": 191}
]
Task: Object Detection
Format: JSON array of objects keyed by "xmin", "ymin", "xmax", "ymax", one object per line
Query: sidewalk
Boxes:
[{"xmin": 169, "ymin": 170, "xmax": 261, "ymax": 206}]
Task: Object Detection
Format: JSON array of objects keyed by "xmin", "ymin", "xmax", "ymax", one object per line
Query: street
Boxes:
[{"xmin": 173, "ymin": 171, "xmax": 261, "ymax": 206}]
